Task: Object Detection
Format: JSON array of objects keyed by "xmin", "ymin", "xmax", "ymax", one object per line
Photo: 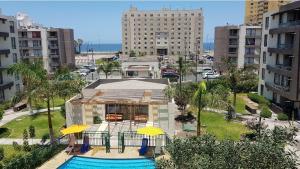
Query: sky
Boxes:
[{"xmin": 0, "ymin": 1, "xmax": 244, "ymax": 43}]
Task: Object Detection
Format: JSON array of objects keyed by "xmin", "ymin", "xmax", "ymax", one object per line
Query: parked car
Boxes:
[{"xmin": 202, "ymin": 71, "xmax": 220, "ymax": 79}]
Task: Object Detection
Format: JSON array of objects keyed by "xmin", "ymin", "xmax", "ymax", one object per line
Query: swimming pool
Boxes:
[{"xmin": 58, "ymin": 156, "xmax": 156, "ymax": 169}]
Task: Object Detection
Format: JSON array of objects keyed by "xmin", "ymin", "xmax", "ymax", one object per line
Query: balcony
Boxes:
[
  {"xmin": 48, "ymin": 44, "xmax": 58, "ymax": 49},
  {"xmin": 50, "ymin": 62, "xmax": 60, "ymax": 67},
  {"xmin": 49, "ymin": 53, "xmax": 59, "ymax": 58},
  {"xmin": 279, "ymin": 19, "xmax": 300, "ymax": 28},
  {"xmin": 265, "ymin": 82, "xmax": 290, "ymax": 93},
  {"xmin": 0, "ymin": 49, "xmax": 10, "ymax": 55},
  {"xmin": 268, "ymin": 44, "xmax": 294, "ymax": 55},
  {"xmin": 0, "ymin": 32, "xmax": 9, "ymax": 38},
  {"xmin": 0, "ymin": 81, "xmax": 14, "ymax": 90},
  {"xmin": 266, "ymin": 64, "xmax": 292, "ymax": 76}
]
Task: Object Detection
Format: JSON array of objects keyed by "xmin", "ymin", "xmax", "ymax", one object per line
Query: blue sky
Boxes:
[{"xmin": 0, "ymin": 1, "xmax": 244, "ymax": 43}]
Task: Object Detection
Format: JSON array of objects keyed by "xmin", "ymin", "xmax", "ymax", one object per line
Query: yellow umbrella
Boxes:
[
  {"xmin": 137, "ymin": 126, "xmax": 164, "ymax": 136},
  {"xmin": 60, "ymin": 124, "xmax": 90, "ymax": 135}
]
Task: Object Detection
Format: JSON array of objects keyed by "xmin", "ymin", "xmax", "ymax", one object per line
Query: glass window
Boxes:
[
  {"xmin": 11, "ymin": 37, "xmax": 16, "ymax": 49},
  {"xmin": 261, "ymin": 68, "xmax": 265, "ymax": 80},
  {"xmin": 13, "ymin": 53, "xmax": 17, "ymax": 63},
  {"xmin": 265, "ymin": 17, "xmax": 269, "ymax": 29},
  {"xmin": 263, "ymin": 52, "xmax": 266, "ymax": 64},
  {"xmin": 264, "ymin": 34, "xmax": 268, "ymax": 47}
]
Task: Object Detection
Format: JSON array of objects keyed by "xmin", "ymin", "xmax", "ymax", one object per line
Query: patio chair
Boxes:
[
  {"xmin": 139, "ymin": 138, "xmax": 149, "ymax": 155},
  {"xmin": 154, "ymin": 138, "xmax": 162, "ymax": 155}
]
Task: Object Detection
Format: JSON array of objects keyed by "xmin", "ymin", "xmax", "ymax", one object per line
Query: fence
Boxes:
[
  {"xmin": 122, "ymin": 131, "xmax": 171, "ymax": 147},
  {"xmin": 83, "ymin": 131, "xmax": 110, "ymax": 153}
]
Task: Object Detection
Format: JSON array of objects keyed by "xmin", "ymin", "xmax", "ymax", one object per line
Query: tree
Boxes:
[
  {"xmin": 163, "ymin": 85, "xmax": 175, "ymax": 102},
  {"xmin": 157, "ymin": 127, "xmax": 298, "ymax": 169},
  {"xmin": 178, "ymin": 56, "xmax": 183, "ymax": 93},
  {"xmin": 193, "ymin": 81, "xmax": 207, "ymax": 136},
  {"xmin": 8, "ymin": 61, "xmax": 44, "ymax": 112},
  {"xmin": 97, "ymin": 61, "xmax": 120, "ymax": 79},
  {"xmin": 74, "ymin": 40, "xmax": 78, "ymax": 54},
  {"xmin": 29, "ymin": 125, "xmax": 36, "ymax": 144},
  {"xmin": 23, "ymin": 129, "xmax": 30, "ymax": 151},
  {"xmin": 77, "ymin": 38, "xmax": 83, "ymax": 53}
]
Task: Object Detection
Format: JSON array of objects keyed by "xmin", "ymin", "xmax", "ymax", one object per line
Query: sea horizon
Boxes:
[{"xmin": 81, "ymin": 42, "xmax": 214, "ymax": 52}]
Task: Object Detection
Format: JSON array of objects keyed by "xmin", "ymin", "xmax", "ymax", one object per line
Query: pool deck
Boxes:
[{"xmin": 38, "ymin": 146, "xmax": 156, "ymax": 169}]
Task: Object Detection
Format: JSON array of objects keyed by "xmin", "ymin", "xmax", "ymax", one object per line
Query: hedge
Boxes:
[
  {"xmin": 277, "ymin": 113, "xmax": 289, "ymax": 121},
  {"xmin": 248, "ymin": 93, "xmax": 270, "ymax": 106},
  {"xmin": 4, "ymin": 144, "xmax": 64, "ymax": 169},
  {"xmin": 260, "ymin": 107, "xmax": 272, "ymax": 118}
]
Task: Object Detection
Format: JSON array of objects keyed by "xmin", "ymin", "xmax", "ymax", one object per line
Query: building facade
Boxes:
[
  {"xmin": 258, "ymin": 1, "xmax": 300, "ymax": 119},
  {"xmin": 17, "ymin": 13, "xmax": 75, "ymax": 73},
  {"xmin": 18, "ymin": 27, "xmax": 75, "ymax": 73},
  {"xmin": 214, "ymin": 25, "xmax": 261, "ymax": 71},
  {"xmin": 122, "ymin": 7, "xmax": 203, "ymax": 57},
  {"xmin": 0, "ymin": 13, "xmax": 22, "ymax": 102},
  {"xmin": 245, "ymin": 0, "xmax": 290, "ymax": 26}
]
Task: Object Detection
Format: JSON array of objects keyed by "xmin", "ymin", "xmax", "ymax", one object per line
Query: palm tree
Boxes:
[
  {"xmin": 178, "ymin": 56, "xmax": 183, "ymax": 93},
  {"xmin": 37, "ymin": 76, "xmax": 56, "ymax": 143},
  {"xmin": 193, "ymin": 81, "xmax": 207, "ymax": 136},
  {"xmin": 8, "ymin": 61, "xmax": 44, "ymax": 111},
  {"xmin": 77, "ymin": 39, "xmax": 83, "ymax": 53},
  {"xmin": 74, "ymin": 40, "xmax": 78, "ymax": 54},
  {"xmin": 97, "ymin": 61, "xmax": 120, "ymax": 79}
]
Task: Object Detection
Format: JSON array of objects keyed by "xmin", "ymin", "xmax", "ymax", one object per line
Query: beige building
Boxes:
[
  {"xmin": 66, "ymin": 79, "xmax": 176, "ymax": 138},
  {"xmin": 245, "ymin": 0, "xmax": 290, "ymax": 25},
  {"xmin": 214, "ymin": 25, "xmax": 261, "ymax": 72},
  {"xmin": 122, "ymin": 7, "xmax": 203, "ymax": 57},
  {"xmin": 258, "ymin": 1, "xmax": 300, "ymax": 119},
  {"xmin": 0, "ymin": 12, "xmax": 22, "ymax": 102}
]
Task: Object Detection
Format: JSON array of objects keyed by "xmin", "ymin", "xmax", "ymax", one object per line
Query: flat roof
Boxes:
[{"xmin": 85, "ymin": 79, "xmax": 168, "ymax": 89}]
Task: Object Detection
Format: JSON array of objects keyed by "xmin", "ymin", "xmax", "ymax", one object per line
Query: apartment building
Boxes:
[
  {"xmin": 245, "ymin": 0, "xmax": 291, "ymax": 25},
  {"xmin": 0, "ymin": 12, "xmax": 22, "ymax": 102},
  {"xmin": 214, "ymin": 25, "xmax": 261, "ymax": 72},
  {"xmin": 122, "ymin": 7, "xmax": 203, "ymax": 57},
  {"xmin": 258, "ymin": 1, "xmax": 300, "ymax": 119},
  {"xmin": 17, "ymin": 13, "xmax": 75, "ymax": 73}
]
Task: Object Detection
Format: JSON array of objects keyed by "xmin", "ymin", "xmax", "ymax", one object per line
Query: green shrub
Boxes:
[
  {"xmin": 12, "ymin": 141, "xmax": 21, "ymax": 151},
  {"xmin": 0, "ymin": 101, "xmax": 11, "ymax": 110},
  {"xmin": 248, "ymin": 93, "xmax": 270, "ymax": 106},
  {"xmin": 0, "ymin": 109, "xmax": 4, "ymax": 121},
  {"xmin": 0, "ymin": 147, "xmax": 4, "ymax": 161},
  {"xmin": 93, "ymin": 116, "xmax": 102, "ymax": 124},
  {"xmin": 0, "ymin": 128, "xmax": 10, "ymax": 138},
  {"xmin": 277, "ymin": 113, "xmax": 289, "ymax": 121},
  {"xmin": 260, "ymin": 107, "xmax": 272, "ymax": 118},
  {"xmin": 4, "ymin": 145, "xmax": 64, "ymax": 169}
]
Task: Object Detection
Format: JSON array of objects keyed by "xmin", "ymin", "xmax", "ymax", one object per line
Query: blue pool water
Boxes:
[{"xmin": 58, "ymin": 156, "xmax": 156, "ymax": 169}]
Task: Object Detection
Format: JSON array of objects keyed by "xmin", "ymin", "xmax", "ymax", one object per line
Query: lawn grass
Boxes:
[
  {"xmin": 32, "ymin": 97, "xmax": 65, "ymax": 109},
  {"xmin": 1, "ymin": 111, "xmax": 65, "ymax": 138},
  {"xmin": 230, "ymin": 93, "xmax": 248, "ymax": 115},
  {"xmin": 200, "ymin": 111, "xmax": 249, "ymax": 140}
]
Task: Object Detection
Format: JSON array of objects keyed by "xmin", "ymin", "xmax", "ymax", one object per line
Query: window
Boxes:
[
  {"xmin": 0, "ymin": 90, "xmax": 4, "ymax": 101},
  {"xmin": 245, "ymin": 48, "xmax": 255, "ymax": 55},
  {"xmin": 13, "ymin": 53, "xmax": 17, "ymax": 63},
  {"xmin": 264, "ymin": 34, "xmax": 268, "ymax": 47},
  {"xmin": 228, "ymin": 47, "xmax": 237, "ymax": 54},
  {"xmin": 265, "ymin": 17, "xmax": 269, "ymax": 29},
  {"xmin": 263, "ymin": 52, "xmax": 266, "ymax": 64},
  {"xmin": 246, "ymin": 38, "xmax": 255, "ymax": 45},
  {"xmin": 11, "ymin": 37, "xmax": 16, "ymax": 49},
  {"xmin": 9, "ymin": 21, "xmax": 15, "ymax": 33},
  {"xmin": 261, "ymin": 68, "xmax": 265, "ymax": 80},
  {"xmin": 260, "ymin": 85, "xmax": 264, "ymax": 95}
]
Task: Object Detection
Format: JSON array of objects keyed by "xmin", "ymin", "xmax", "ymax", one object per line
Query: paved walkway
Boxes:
[
  {"xmin": 0, "ymin": 138, "xmax": 50, "ymax": 145},
  {"xmin": 0, "ymin": 107, "xmax": 61, "ymax": 127}
]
